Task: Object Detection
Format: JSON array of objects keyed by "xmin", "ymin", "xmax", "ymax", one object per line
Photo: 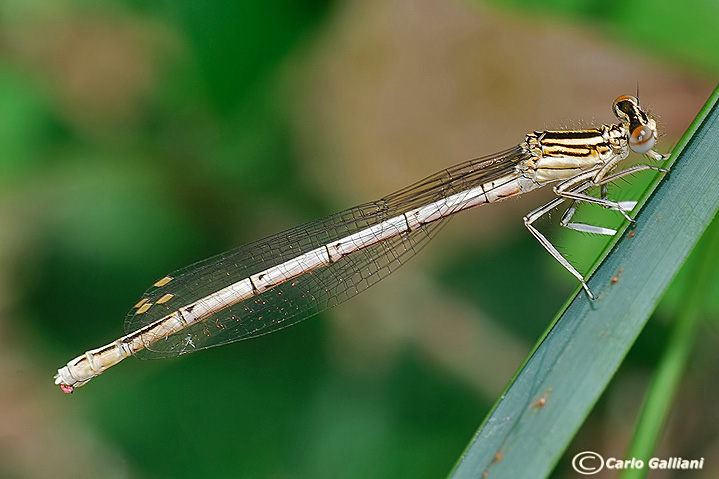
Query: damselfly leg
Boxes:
[{"xmin": 525, "ymin": 160, "xmax": 669, "ymax": 300}]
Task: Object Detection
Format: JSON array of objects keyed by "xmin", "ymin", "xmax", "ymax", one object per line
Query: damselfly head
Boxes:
[{"xmin": 613, "ymin": 95, "xmax": 658, "ymax": 155}]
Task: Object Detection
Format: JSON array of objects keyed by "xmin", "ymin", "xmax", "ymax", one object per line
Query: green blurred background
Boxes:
[{"xmin": 1, "ymin": 1, "xmax": 717, "ymax": 478}]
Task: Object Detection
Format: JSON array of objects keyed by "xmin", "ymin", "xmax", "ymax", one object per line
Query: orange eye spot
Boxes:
[{"xmin": 614, "ymin": 95, "xmax": 636, "ymax": 104}]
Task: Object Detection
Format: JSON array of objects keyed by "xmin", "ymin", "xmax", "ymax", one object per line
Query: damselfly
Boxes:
[{"xmin": 54, "ymin": 95, "xmax": 669, "ymax": 392}]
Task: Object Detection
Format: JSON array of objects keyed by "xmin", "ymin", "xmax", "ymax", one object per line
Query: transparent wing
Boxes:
[{"xmin": 124, "ymin": 146, "xmax": 529, "ymax": 359}]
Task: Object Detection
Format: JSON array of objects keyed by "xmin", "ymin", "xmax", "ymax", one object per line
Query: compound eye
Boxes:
[
  {"xmin": 629, "ymin": 125, "xmax": 656, "ymax": 154},
  {"xmin": 613, "ymin": 95, "xmax": 638, "ymax": 117}
]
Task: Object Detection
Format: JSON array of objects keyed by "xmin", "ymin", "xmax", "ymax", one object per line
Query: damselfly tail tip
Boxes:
[
  {"xmin": 59, "ymin": 384, "xmax": 74, "ymax": 394},
  {"xmin": 55, "ymin": 369, "xmax": 76, "ymax": 393}
]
